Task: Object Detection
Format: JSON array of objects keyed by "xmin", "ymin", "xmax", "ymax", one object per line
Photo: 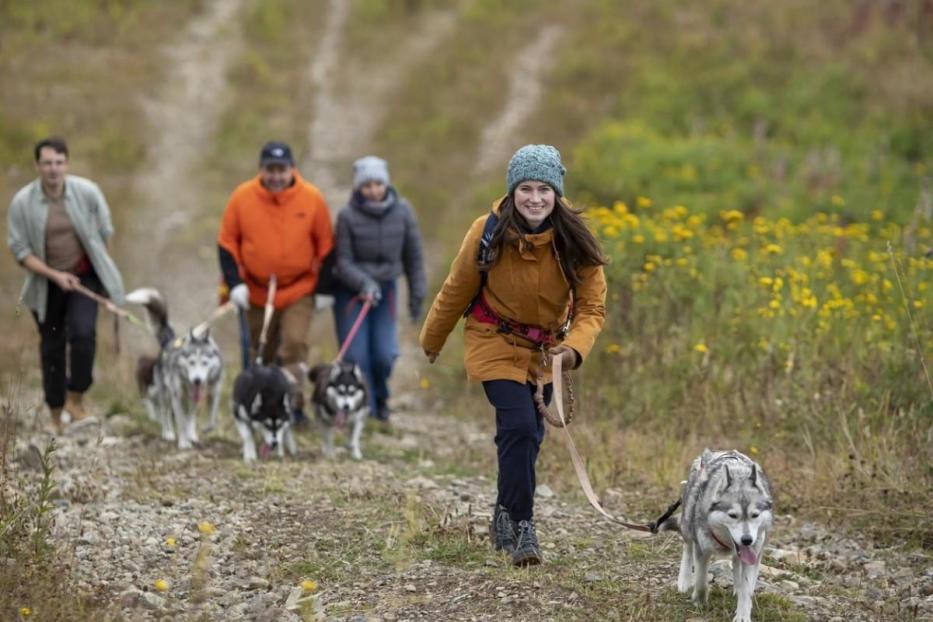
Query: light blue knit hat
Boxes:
[
  {"xmin": 506, "ymin": 144, "xmax": 566, "ymax": 196},
  {"xmin": 352, "ymin": 155, "xmax": 390, "ymax": 190}
]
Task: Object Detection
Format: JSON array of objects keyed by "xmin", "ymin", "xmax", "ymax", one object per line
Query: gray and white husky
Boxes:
[
  {"xmin": 128, "ymin": 288, "xmax": 224, "ymax": 449},
  {"xmin": 661, "ymin": 449, "xmax": 774, "ymax": 622},
  {"xmin": 307, "ymin": 361, "xmax": 369, "ymax": 460}
]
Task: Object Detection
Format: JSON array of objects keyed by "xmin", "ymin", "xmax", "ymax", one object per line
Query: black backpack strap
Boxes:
[{"xmin": 463, "ymin": 211, "xmax": 499, "ymax": 317}]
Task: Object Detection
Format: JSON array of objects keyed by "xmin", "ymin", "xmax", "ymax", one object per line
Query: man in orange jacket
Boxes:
[{"xmin": 218, "ymin": 141, "xmax": 334, "ymax": 416}]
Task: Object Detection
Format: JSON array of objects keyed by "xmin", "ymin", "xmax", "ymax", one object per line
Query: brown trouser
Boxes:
[{"xmin": 246, "ymin": 294, "xmax": 314, "ymax": 385}]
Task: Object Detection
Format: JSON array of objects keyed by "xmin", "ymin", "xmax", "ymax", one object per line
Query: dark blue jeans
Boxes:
[
  {"xmin": 32, "ymin": 272, "xmax": 102, "ymax": 408},
  {"xmin": 333, "ymin": 281, "xmax": 398, "ymax": 416},
  {"xmin": 482, "ymin": 380, "xmax": 552, "ymax": 522}
]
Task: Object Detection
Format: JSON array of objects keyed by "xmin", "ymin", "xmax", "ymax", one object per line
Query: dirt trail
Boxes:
[
  {"xmin": 472, "ymin": 25, "xmax": 565, "ymax": 176},
  {"xmin": 129, "ymin": 0, "xmax": 244, "ymax": 323},
  {"xmin": 9, "ymin": 3, "xmax": 929, "ymax": 621},
  {"xmin": 304, "ymin": 3, "xmax": 458, "ymax": 212}
]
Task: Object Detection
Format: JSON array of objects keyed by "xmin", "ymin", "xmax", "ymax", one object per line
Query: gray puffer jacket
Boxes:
[{"xmin": 334, "ymin": 187, "xmax": 426, "ymax": 317}]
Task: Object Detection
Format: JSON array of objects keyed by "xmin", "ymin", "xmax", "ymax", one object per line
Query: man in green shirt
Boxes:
[{"xmin": 6, "ymin": 137, "xmax": 125, "ymax": 432}]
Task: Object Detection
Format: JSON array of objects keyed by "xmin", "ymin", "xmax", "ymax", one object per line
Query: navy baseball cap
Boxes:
[{"xmin": 259, "ymin": 141, "xmax": 294, "ymax": 168}]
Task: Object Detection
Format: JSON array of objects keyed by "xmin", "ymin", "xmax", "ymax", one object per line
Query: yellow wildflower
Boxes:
[
  {"xmin": 731, "ymin": 248, "xmax": 748, "ymax": 261},
  {"xmin": 197, "ymin": 522, "xmax": 216, "ymax": 535},
  {"xmin": 419, "ymin": 377, "xmax": 430, "ymax": 389},
  {"xmin": 154, "ymin": 579, "xmax": 169, "ymax": 592},
  {"xmin": 605, "ymin": 343, "xmax": 621, "ymax": 354},
  {"xmin": 693, "ymin": 342, "xmax": 709, "ymax": 353},
  {"xmin": 301, "ymin": 579, "xmax": 318, "ymax": 593},
  {"xmin": 831, "ymin": 195, "xmax": 845, "ymax": 206},
  {"xmin": 19, "ymin": 608, "xmax": 31, "ymax": 618},
  {"xmin": 165, "ymin": 536, "xmax": 176, "ymax": 548},
  {"xmin": 636, "ymin": 196, "xmax": 653, "ymax": 208},
  {"xmin": 764, "ymin": 243, "xmax": 783, "ymax": 255}
]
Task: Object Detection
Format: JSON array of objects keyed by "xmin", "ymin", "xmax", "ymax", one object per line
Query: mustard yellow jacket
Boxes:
[{"xmin": 420, "ymin": 200, "xmax": 607, "ymax": 384}]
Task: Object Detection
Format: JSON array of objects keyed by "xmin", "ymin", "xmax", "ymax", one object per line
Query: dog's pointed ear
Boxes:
[
  {"xmin": 724, "ymin": 466, "xmax": 733, "ymax": 490},
  {"xmin": 749, "ymin": 464, "xmax": 758, "ymax": 488}
]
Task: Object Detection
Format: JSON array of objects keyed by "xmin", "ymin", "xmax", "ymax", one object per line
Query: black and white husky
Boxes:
[
  {"xmin": 660, "ymin": 449, "xmax": 774, "ymax": 622},
  {"xmin": 231, "ymin": 364, "xmax": 297, "ymax": 462},
  {"xmin": 127, "ymin": 288, "xmax": 224, "ymax": 449},
  {"xmin": 308, "ymin": 361, "xmax": 369, "ymax": 460}
]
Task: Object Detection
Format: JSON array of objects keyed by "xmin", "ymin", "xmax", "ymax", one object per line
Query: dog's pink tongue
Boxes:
[
  {"xmin": 335, "ymin": 410, "xmax": 347, "ymax": 429},
  {"xmin": 259, "ymin": 443, "xmax": 272, "ymax": 459},
  {"xmin": 192, "ymin": 385, "xmax": 203, "ymax": 404},
  {"xmin": 739, "ymin": 544, "xmax": 758, "ymax": 566}
]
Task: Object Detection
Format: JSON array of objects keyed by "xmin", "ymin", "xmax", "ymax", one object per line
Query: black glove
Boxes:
[{"xmin": 409, "ymin": 299, "xmax": 423, "ymax": 323}]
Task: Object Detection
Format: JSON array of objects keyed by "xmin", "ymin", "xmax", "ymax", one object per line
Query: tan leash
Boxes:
[
  {"xmin": 191, "ymin": 301, "xmax": 237, "ymax": 339},
  {"xmin": 255, "ymin": 274, "xmax": 277, "ymax": 365},
  {"xmin": 72, "ymin": 282, "xmax": 149, "ymax": 354},
  {"xmin": 539, "ymin": 354, "xmax": 679, "ymax": 533}
]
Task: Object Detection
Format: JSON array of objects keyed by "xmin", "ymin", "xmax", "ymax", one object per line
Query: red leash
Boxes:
[{"xmin": 335, "ymin": 298, "xmax": 373, "ymax": 362}]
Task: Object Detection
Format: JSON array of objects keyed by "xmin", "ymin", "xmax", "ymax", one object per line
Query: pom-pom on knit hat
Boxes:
[
  {"xmin": 352, "ymin": 156, "xmax": 390, "ymax": 190},
  {"xmin": 506, "ymin": 144, "xmax": 565, "ymax": 196}
]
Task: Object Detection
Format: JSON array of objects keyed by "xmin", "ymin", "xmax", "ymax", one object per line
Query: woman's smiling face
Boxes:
[{"xmin": 513, "ymin": 180, "xmax": 556, "ymax": 229}]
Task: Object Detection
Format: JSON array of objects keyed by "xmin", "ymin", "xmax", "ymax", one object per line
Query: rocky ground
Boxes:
[{"xmin": 9, "ymin": 385, "xmax": 931, "ymax": 621}]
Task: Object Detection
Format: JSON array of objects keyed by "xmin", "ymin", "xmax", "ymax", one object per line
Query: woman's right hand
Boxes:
[
  {"xmin": 51, "ymin": 270, "xmax": 80, "ymax": 291},
  {"xmin": 424, "ymin": 349, "xmax": 438, "ymax": 364}
]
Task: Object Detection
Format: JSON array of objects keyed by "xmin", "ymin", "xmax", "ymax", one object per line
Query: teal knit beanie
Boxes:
[{"xmin": 506, "ymin": 144, "xmax": 565, "ymax": 196}]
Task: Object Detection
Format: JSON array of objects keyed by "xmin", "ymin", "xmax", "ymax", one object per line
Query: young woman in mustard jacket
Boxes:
[{"xmin": 420, "ymin": 144, "xmax": 607, "ymax": 566}]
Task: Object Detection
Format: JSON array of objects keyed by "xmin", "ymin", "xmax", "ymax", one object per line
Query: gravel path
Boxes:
[{"xmin": 9, "ymin": 391, "xmax": 930, "ymax": 621}]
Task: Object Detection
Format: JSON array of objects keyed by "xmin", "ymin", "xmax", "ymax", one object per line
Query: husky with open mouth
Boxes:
[
  {"xmin": 660, "ymin": 449, "xmax": 774, "ymax": 622},
  {"xmin": 231, "ymin": 363, "xmax": 297, "ymax": 462},
  {"xmin": 128, "ymin": 288, "xmax": 223, "ymax": 449},
  {"xmin": 308, "ymin": 360, "xmax": 369, "ymax": 460}
]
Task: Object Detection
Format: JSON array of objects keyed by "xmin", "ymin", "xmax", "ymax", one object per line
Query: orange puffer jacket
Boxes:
[
  {"xmin": 420, "ymin": 198, "xmax": 607, "ymax": 384},
  {"xmin": 218, "ymin": 172, "xmax": 334, "ymax": 309}
]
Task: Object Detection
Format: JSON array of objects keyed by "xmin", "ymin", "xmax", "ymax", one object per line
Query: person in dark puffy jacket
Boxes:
[{"xmin": 333, "ymin": 156, "xmax": 426, "ymax": 422}]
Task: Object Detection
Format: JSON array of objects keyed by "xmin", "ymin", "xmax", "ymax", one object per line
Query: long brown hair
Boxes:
[{"xmin": 478, "ymin": 194, "xmax": 608, "ymax": 286}]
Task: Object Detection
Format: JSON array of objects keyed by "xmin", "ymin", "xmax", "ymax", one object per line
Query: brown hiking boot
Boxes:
[
  {"xmin": 49, "ymin": 406, "xmax": 63, "ymax": 434},
  {"xmin": 65, "ymin": 391, "xmax": 91, "ymax": 422}
]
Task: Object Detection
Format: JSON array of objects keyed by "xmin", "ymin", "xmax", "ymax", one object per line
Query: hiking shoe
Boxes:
[
  {"xmin": 511, "ymin": 519, "xmax": 542, "ymax": 566},
  {"xmin": 65, "ymin": 391, "xmax": 91, "ymax": 422},
  {"xmin": 374, "ymin": 401, "xmax": 391, "ymax": 422},
  {"xmin": 489, "ymin": 504, "xmax": 517, "ymax": 553}
]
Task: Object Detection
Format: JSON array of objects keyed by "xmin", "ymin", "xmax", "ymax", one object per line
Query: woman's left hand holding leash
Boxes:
[{"xmin": 548, "ymin": 345, "xmax": 579, "ymax": 369}]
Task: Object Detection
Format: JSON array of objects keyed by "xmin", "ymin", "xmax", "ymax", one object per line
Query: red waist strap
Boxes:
[{"xmin": 470, "ymin": 293, "xmax": 557, "ymax": 347}]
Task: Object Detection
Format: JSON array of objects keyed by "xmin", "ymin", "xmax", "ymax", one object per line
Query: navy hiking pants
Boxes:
[
  {"xmin": 482, "ymin": 379, "xmax": 552, "ymax": 522},
  {"xmin": 333, "ymin": 280, "xmax": 399, "ymax": 417}
]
